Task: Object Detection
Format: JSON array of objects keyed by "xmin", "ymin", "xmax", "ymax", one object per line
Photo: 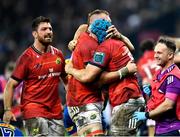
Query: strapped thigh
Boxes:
[
  {"xmin": 68, "ymin": 102, "xmax": 104, "ymax": 136},
  {"xmin": 110, "ymin": 97, "xmax": 145, "ymax": 136}
]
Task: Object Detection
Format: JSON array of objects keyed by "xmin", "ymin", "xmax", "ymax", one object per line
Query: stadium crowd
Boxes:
[{"xmin": 0, "ymin": 0, "xmax": 180, "ymax": 73}]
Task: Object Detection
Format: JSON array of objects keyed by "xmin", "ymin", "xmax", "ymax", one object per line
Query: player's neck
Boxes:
[
  {"xmin": 33, "ymin": 41, "xmax": 50, "ymax": 53},
  {"xmin": 161, "ymin": 60, "xmax": 174, "ymax": 72}
]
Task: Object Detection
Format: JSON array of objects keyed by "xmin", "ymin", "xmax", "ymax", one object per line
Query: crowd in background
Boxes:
[{"xmin": 0, "ymin": 0, "xmax": 180, "ymax": 73}]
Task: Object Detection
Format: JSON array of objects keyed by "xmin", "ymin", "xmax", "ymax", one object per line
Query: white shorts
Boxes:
[
  {"xmin": 68, "ymin": 102, "xmax": 103, "ymax": 131},
  {"xmin": 110, "ymin": 97, "xmax": 145, "ymax": 136}
]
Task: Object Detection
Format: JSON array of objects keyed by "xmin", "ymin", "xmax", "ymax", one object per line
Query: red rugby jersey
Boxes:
[
  {"xmin": 137, "ymin": 50, "xmax": 159, "ymax": 82},
  {"xmin": 90, "ymin": 39, "xmax": 142, "ymax": 107},
  {"xmin": 67, "ymin": 32, "xmax": 103, "ymax": 106},
  {"xmin": 12, "ymin": 45, "xmax": 65, "ymax": 119}
]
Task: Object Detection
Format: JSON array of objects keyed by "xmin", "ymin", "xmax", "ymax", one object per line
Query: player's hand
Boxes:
[
  {"xmin": 106, "ymin": 25, "xmax": 121, "ymax": 39},
  {"xmin": 143, "ymin": 84, "xmax": 151, "ymax": 96},
  {"xmin": 65, "ymin": 61, "xmax": 73, "ymax": 74},
  {"xmin": 133, "ymin": 112, "xmax": 147, "ymax": 121},
  {"xmin": 68, "ymin": 40, "xmax": 77, "ymax": 51},
  {"xmin": 126, "ymin": 61, "xmax": 137, "ymax": 74},
  {"xmin": 3, "ymin": 110, "xmax": 16, "ymax": 123}
]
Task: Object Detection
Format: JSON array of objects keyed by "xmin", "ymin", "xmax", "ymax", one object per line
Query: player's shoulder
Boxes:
[
  {"xmin": 19, "ymin": 46, "xmax": 33, "ymax": 59},
  {"xmin": 78, "ymin": 32, "xmax": 95, "ymax": 42},
  {"xmin": 50, "ymin": 46, "xmax": 65, "ymax": 58},
  {"xmin": 100, "ymin": 39, "xmax": 125, "ymax": 52},
  {"xmin": 170, "ymin": 65, "xmax": 180, "ymax": 78},
  {"xmin": 78, "ymin": 32, "xmax": 98, "ymax": 48},
  {"xmin": 50, "ymin": 45, "xmax": 61, "ymax": 53}
]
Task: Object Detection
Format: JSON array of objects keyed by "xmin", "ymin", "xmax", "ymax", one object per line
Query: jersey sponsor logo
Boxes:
[
  {"xmin": 38, "ymin": 72, "xmax": 61, "ymax": 79},
  {"xmin": 38, "ymin": 68, "xmax": 61, "ymax": 79},
  {"xmin": 93, "ymin": 52, "xmax": 105, "ymax": 64},
  {"xmin": 56, "ymin": 58, "xmax": 61, "ymax": 64}
]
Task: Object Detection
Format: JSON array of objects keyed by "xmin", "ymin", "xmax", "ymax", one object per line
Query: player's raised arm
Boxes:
[{"xmin": 68, "ymin": 24, "xmax": 88, "ymax": 51}]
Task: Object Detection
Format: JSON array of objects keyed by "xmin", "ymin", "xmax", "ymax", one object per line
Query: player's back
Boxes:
[
  {"xmin": 67, "ymin": 32, "xmax": 103, "ymax": 107},
  {"xmin": 97, "ymin": 39, "xmax": 142, "ymax": 106},
  {"xmin": 103, "ymin": 39, "xmax": 132, "ymax": 71}
]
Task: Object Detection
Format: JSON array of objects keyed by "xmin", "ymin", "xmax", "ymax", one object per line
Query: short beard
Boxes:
[
  {"xmin": 40, "ymin": 40, "xmax": 52, "ymax": 46},
  {"xmin": 38, "ymin": 37, "xmax": 52, "ymax": 46}
]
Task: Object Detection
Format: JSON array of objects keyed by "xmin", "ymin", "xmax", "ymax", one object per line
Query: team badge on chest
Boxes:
[{"xmin": 56, "ymin": 58, "xmax": 61, "ymax": 64}]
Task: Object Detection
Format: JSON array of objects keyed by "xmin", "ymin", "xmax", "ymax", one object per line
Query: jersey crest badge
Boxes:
[{"xmin": 56, "ymin": 58, "xmax": 61, "ymax": 64}]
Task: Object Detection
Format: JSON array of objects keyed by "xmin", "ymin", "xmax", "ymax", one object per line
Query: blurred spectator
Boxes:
[{"xmin": 137, "ymin": 39, "xmax": 160, "ymax": 85}]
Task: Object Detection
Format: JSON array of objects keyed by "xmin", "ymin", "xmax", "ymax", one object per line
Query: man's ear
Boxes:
[
  {"xmin": 168, "ymin": 52, "xmax": 174, "ymax": 60},
  {"xmin": 32, "ymin": 31, "xmax": 37, "ymax": 39}
]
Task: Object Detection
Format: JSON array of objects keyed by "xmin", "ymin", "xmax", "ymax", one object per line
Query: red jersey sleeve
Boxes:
[{"xmin": 12, "ymin": 54, "xmax": 30, "ymax": 81}]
